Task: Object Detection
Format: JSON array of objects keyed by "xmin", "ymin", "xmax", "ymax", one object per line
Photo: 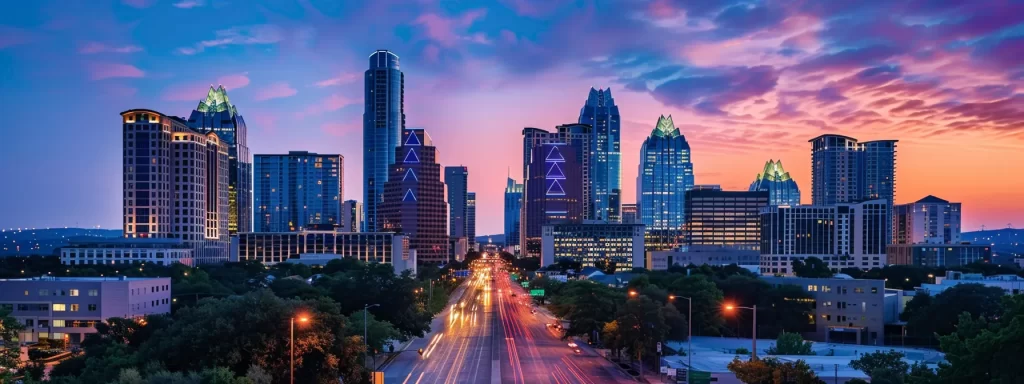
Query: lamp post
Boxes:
[
  {"xmin": 364, "ymin": 303, "xmax": 380, "ymax": 370},
  {"xmin": 291, "ymin": 315, "xmax": 310, "ymax": 384},
  {"xmin": 724, "ymin": 304, "xmax": 758, "ymax": 359},
  {"xmin": 669, "ymin": 295, "xmax": 693, "ymax": 371}
]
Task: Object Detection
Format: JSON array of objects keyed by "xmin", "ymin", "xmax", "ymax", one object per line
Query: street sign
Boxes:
[
  {"xmin": 521, "ymin": 282, "xmax": 529, "ymax": 288},
  {"xmin": 667, "ymin": 368, "xmax": 676, "ymax": 377},
  {"xmin": 657, "ymin": 342, "xmax": 662, "ymax": 353},
  {"xmin": 660, "ymin": 367, "xmax": 668, "ymax": 374},
  {"xmin": 689, "ymin": 370, "xmax": 711, "ymax": 384},
  {"xmin": 530, "ymin": 289, "xmax": 545, "ymax": 297},
  {"xmin": 454, "ymin": 270, "xmax": 470, "ymax": 278}
]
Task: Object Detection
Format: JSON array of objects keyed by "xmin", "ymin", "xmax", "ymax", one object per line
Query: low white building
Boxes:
[
  {"xmin": 918, "ymin": 271, "xmax": 1024, "ymax": 295},
  {"xmin": 61, "ymin": 238, "xmax": 194, "ymax": 267},
  {"xmin": 237, "ymin": 231, "xmax": 416, "ymax": 275}
]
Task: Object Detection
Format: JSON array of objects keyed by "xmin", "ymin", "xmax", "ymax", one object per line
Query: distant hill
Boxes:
[
  {"xmin": 962, "ymin": 228, "xmax": 1024, "ymax": 260},
  {"xmin": 0, "ymin": 228, "xmax": 122, "ymax": 256},
  {"xmin": 476, "ymin": 234, "xmax": 505, "ymax": 246}
]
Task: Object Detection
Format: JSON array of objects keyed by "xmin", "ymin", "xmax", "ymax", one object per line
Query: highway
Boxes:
[{"xmin": 383, "ymin": 256, "xmax": 635, "ymax": 384}]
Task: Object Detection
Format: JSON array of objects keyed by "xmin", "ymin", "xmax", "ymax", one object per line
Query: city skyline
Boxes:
[{"xmin": 3, "ymin": 1, "xmax": 1024, "ymax": 235}]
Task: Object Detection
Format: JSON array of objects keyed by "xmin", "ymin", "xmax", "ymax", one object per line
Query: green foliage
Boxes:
[
  {"xmin": 846, "ymin": 379, "xmax": 869, "ymax": 384},
  {"xmin": 937, "ymin": 295, "xmax": 1024, "ymax": 383},
  {"xmin": 791, "ymin": 257, "xmax": 833, "ymax": 278},
  {"xmin": 901, "ymin": 283, "xmax": 1005, "ymax": 343},
  {"xmin": 345, "ymin": 311, "xmax": 402, "ymax": 354},
  {"xmin": 549, "ymin": 281, "xmax": 623, "ymax": 340},
  {"xmin": 727, "ymin": 357, "xmax": 825, "ymax": 384},
  {"xmin": 905, "ymin": 362, "xmax": 938, "ymax": 384},
  {"xmin": 849, "ymin": 350, "xmax": 909, "ymax": 378},
  {"xmin": 666, "ymin": 275, "xmax": 725, "ymax": 336},
  {"xmin": 735, "ymin": 347, "xmax": 751, "ymax": 355},
  {"xmin": 766, "ymin": 332, "xmax": 814, "ymax": 355},
  {"xmin": 0, "ymin": 308, "xmax": 24, "ymax": 379},
  {"xmin": 610, "ymin": 295, "xmax": 668, "ymax": 359}
]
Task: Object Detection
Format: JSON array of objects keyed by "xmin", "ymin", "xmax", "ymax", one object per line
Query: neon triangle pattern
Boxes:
[
  {"xmin": 546, "ymin": 179, "xmax": 566, "ymax": 196},
  {"xmin": 403, "ymin": 189, "xmax": 417, "ymax": 202},
  {"xmin": 403, "ymin": 168, "xmax": 418, "ymax": 182},
  {"xmin": 405, "ymin": 131, "xmax": 422, "ymax": 146},
  {"xmin": 404, "ymin": 148, "xmax": 419, "ymax": 163},
  {"xmin": 545, "ymin": 146, "xmax": 565, "ymax": 162},
  {"xmin": 546, "ymin": 162, "xmax": 565, "ymax": 179}
]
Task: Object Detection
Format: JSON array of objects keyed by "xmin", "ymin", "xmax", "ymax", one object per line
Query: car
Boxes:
[
  {"xmin": 567, "ymin": 342, "xmax": 578, "ymax": 348},
  {"xmin": 573, "ymin": 348, "xmax": 582, "ymax": 355},
  {"xmin": 510, "ymin": 293, "xmax": 517, "ymax": 297}
]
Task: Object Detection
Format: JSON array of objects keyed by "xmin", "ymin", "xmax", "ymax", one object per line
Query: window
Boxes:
[
  {"xmin": 88, "ymin": 304, "xmax": 97, "ymax": 311},
  {"xmin": 23, "ymin": 290, "xmax": 28, "ymax": 296},
  {"xmin": 39, "ymin": 289, "xmax": 49, "ymax": 296},
  {"xmin": 70, "ymin": 304, "xmax": 80, "ymax": 312},
  {"xmin": 53, "ymin": 304, "xmax": 66, "ymax": 312},
  {"xmin": 870, "ymin": 287, "xmax": 878, "ymax": 294},
  {"xmin": 17, "ymin": 304, "xmax": 29, "ymax": 311},
  {"xmin": 24, "ymin": 319, "xmax": 34, "ymax": 327},
  {"xmin": 53, "ymin": 320, "xmax": 66, "ymax": 327},
  {"xmin": 854, "ymin": 287, "xmax": 865, "ymax": 294},
  {"xmin": 70, "ymin": 289, "xmax": 79, "ymax": 297},
  {"xmin": 39, "ymin": 320, "xmax": 49, "ymax": 327}
]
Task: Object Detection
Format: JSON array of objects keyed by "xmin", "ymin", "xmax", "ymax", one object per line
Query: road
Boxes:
[{"xmin": 383, "ymin": 256, "xmax": 635, "ymax": 384}]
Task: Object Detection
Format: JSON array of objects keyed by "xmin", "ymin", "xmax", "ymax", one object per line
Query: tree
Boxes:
[
  {"xmin": 937, "ymin": 295, "xmax": 1024, "ymax": 383},
  {"xmin": 548, "ymin": 281, "xmax": 623, "ymax": 342},
  {"xmin": 727, "ymin": 357, "xmax": 825, "ymax": 384},
  {"xmin": 766, "ymin": 332, "xmax": 813, "ymax": 355},
  {"xmin": 666, "ymin": 275, "xmax": 725, "ymax": 336},
  {"xmin": 791, "ymin": 257, "xmax": 833, "ymax": 278},
  {"xmin": 345, "ymin": 311, "xmax": 401, "ymax": 356},
  {"xmin": 612, "ymin": 296, "xmax": 668, "ymax": 365},
  {"xmin": 901, "ymin": 283, "xmax": 1005, "ymax": 343},
  {"xmin": 0, "ymin": 308, "xmax": 25, "ymax": 382},
  {"xmin": 849, "ymin": 350, "xmax": 909, "ymax": 378}
]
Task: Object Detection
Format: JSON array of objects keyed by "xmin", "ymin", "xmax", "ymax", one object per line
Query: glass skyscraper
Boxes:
[
  {"xmin": 187, "ymin": 85, "xmax": 251, "ymax": 234},
  {"xmin": 253, "ymin": 151, "xmax": 343, "ymax": 232},
  {"xmin": 444, "ymin": 166, "xmax": 469, "ymax": 243},
  {"xmin": 363, "ymin": 50, "xmax": 405, "ymax": 232},
  {"xmin": 467, "ymin": 192, "xmax": 476, "ymax": 250},
  {"xmin": 637, "ymin": 115, "xmax": 694, "ymax": 231},
  {"xmin": 578, "ymin": 88, "xmax": 621, "ymax": 222},
  {"xmin": 749, "ymin": 159, "xmax": 801, "ymax": 206},
  {"xmin": 504, "ymin": 176, "xmax": 523, "ymax": 254},
  {"xmin": 809, "ymin": 134, "xmax": 897, "ymax": 242}
]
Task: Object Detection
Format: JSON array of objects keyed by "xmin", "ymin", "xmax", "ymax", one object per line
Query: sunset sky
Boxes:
[{"xmin": 1, "ymin": 0, "xmax": 1022, "ymax": 235}]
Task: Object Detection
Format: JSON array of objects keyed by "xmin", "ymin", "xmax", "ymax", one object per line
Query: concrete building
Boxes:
[
  {"xmin": 236, "ymin": 230, "xmax": 415, "ymax": 274},
  {"xmin": 504, "ymin": 176, "xmax": 524, "ymax": 254},
  {"xmin": 760, "ymin": 200, "xmax": 888, "ymax": 275},
  {"xmin": 762, "ymin": 276, "xmax": 887, "ymax": 345},
  {"xmin": 520, "ymin": 125, "xmax": 592, "ymax": 256},
  {"xmin": 620, "ymin": 203, "xmax": 637, "ymax": 224},
  {"xmin": 541, "ymin": 222, "xmax": 644, "ymax": 271},
  {"xmin": 893, "ymin": 195, "xmax": 961, "ymax": 245},
  {"xmin": 381, "ymin": 128, "xmax": 449, "ymax": 263},
  {"xmin": 684, "ymin": 187, "xmax": 768, "ymax": 251},
  {"xmin": 918, "ymin": 270, "xmax": 1024, "ymax": 295},
  {"xmin": 809, "ymin": 135, "xmax": 897, "ymax": 243},
  {"xmin": 887, "ymin": 243, "xmax": 991, "ymax": 267},
  {"xmin": 61, "ymin": 238, "xmax": 194, "ymax": 267},
  {"xmin": 341, "ymin": 200, "xmax": 363, "ymax": 233},
  {"xmin": 0, "ymin": 276, "xmax": 171, "ymax": 344},
  {"xmin": 449, "ymin": 236, "xmax": 469, "ymax": 262},
  {"xmin": 525, "ymin": 142, "xmax": 584, "ymax": 257},
  {"xmin": 254, "ymin": 151, "xmax": 343, "ymax": 232},
  {"xmin": 646, "ymin": 248, "xmax": 760, "ymax": 270},
  {"xmin": 363, "ymin": 50, "xmax": 405, "ymax": 232},
  {"xmin": 121, "ymin": 109, "xmax": 230, "ymax": 264}
]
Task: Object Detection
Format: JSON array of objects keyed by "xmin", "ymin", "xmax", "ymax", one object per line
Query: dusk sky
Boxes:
[{"xmin": 2, "ymin": 0, "xmax": 1023, "ymax": 235}]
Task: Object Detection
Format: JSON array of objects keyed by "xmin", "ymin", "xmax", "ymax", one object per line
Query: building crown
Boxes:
[{"xmin": 196, "ymin": 85, "xmax": 238, "ymax": 116}]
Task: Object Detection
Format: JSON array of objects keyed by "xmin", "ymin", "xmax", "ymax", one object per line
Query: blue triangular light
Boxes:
[
  {"xmin": 403, "ymin": 167, "xmax": 418, "ymax": 182},
  {"xmin": 546, "ymin": 162, "xmax": 565, "ymax": 179},
  {"xmin": 546, "ymin": 179, "xmax": 566, "ymax": 196},
  {"xmin": 403, "ymin": 189, "xmax": 417, "ymax": 202},
  {"xmin": 405, "ymin": 131, "xmax": 421, "ymax": 146},
  {"xmin": 545, "ymin": 146, "xmax": 565, "ymax": 161},
  {"xmin": 404, "ymin": 148, "xmax": 419, "ymax": 163}
]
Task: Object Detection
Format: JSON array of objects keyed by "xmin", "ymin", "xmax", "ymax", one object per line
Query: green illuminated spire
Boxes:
[
  {"xmin": 756, "ymin": 160, "xmax": 792, "ymax": 182},
  {"xmin": 196, "ymin": 85, "xmax": 238, "ymax": 116},
  {"xmin": 652, "ymin": 115, "xmax": 680, "ymax": 137}
]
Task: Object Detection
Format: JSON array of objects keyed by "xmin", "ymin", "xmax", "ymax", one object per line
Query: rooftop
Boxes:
[{"xmin": 0, "ymin": 276, "xmax": 169, "ymax": 282}]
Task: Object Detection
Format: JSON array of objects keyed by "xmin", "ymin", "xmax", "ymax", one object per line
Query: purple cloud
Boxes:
[
  {"xmin": 79, "ymin": 42, "xmax": 143, "ymax": 54},
  {"xmin": 254, "ymin": 82, "xmax": 298, "ymax": 101},
  {"xmin": 87, "ymin": 63, "xmax": 144, "ymax": 80},
  {"xmin": 651, "ymin": 65, "xmax": 779, "ymax": 113}
]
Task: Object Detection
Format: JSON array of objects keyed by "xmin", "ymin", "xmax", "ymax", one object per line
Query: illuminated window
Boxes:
[
  {"xmin": 70, "ymin": 289, "xmax": 79, "ymax": 296},
  {"xmin": 53, "ymin": 304, "xmax": 67, "ymax": 312}
]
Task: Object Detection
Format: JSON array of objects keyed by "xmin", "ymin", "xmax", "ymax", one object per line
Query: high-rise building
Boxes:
[
  {"xmin": 363, "ymin": 50, "xmax": 405, "ymax": 232},
  {"xmin": 556, "ymin": 123, "xmax": 593, "ymax": 220},
  {"xmin": 684, "ymin": 187, "xmax": 768, "ymax": 251},
  {"xmin": 578, "ymin": 88, "xmax": 621, "ymax": 222},
  {"xmin": 637, "ymin": 115, "xmax": 694, "ymax": 248},
  {"xmin": 121, "ymin": 109, "xmax": 230, "ymax": 264},
  {"xmin": 341, "ymin": 200, "xmax": 363, "ymax": 233},
  {"xmin": 749, "ymin": 159, "xmax": 801, "ymax": 206},
  {"xmin": 525, "ymin": 143, "xmax": 584, "ymax": 256},
  {"xmin": 504, "ymin": 176, "xmax": 524, "ymax": 254},
  {"xmin": 809, "ymin": 135, "xmax": 897, "ymax": 241},
  {"xmin": 620, "ymin": 203, "xmax": 637, "ymax": 224},
  {"xmin": 444, "ymin": 166, "xmax": 469, "ymax": 243},
  {"xmin": 467, "ymin": 192, "xmax": 477, "ymax": 250},
  {"xmin": 253, "ymin": 151, "xmax": 343, "ymax": 232},
  {"xmin": 759, "ymin": 200, "xmax": 889, "ymax": 276},
  {"xmin": 187, "ymin": 86, "xmax": 252, "ymax": 234},
  {"xmin": 381, "ymin": 129, "xmax": 449, "ymax": 263},
  {"xmin": 887, "ymin": 243, "xmax": 990, "ymax": 267},
  {"xmin": 893, "ymin": 195, "xmax": 962, "ymax": 245},
  {"xmin": 541, "ymin": 223, "xmax": 644, "ymax": 271},
  {"xmin": 520, "ymin": 126, "xmax": 591, "ymax": 256}
]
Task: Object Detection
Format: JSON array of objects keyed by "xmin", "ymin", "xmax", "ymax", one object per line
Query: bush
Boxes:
[{"xmin": 735, "ymin": 347, "xmax": 750, "ymax": 355}]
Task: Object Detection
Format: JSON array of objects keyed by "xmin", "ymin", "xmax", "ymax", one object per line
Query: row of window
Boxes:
[
  {"xmin": 28, "ymin": 289, "xmax": 98, "ymax": 297},
  {"xmin": 1, "ymin": 303, "xmax": 98, "ymax": 312}
]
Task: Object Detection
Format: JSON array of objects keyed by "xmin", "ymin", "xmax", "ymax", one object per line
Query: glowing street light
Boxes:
[
  {"xmin": 724, "ymin": 303, "xmax": 758, "ymax": 359},
  {"xmin": 291, "ymin": 314, "xmax": 311, "ymax": 384}
]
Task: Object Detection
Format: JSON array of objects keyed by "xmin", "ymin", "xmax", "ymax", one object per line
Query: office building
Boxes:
[
  {"xmin": 363, "ymin": 50, "xmax": 405, "ymax": 232},
  {"xmin": 893, "ymin": 195, "xmax": 961, "ymax": 245},
  {"xmin": 684, "ymin": 187, "xmax": 768, "ymax": 251},
  {"xmin": 121, "ymin": 109, "xmax": 229, "ymax": 264},
  {"xmin": 887, "ymin": 243, "xmax": 991, "ymax": 267},
  {"xmin": 646, "ymin": 249, "xmax": 760, "ymax": 270},
  {"xmin": 254, "ymin": 151, "xmax": 343, "ymax": 232},
  {"xmin": 467, "ymin": 192, "xmax": 477, "ymax": 250},
  {"xmin": 520, "ymin": 124, "xmax": 594, "ymax": 254},
  {"xmin": 0, "ymin": 276, "xmax": 171, "ymax": 344},
  {"xmin": 444, "ymin": 166, "xmax": 469, "ymax": 244},
  {"xmin": 504, "ymin": 176, "xmax": 524, "ymax": 254},
  {"xmin": 525, "ymin": 143, "xmax": 584, "ymax": 257},
  {"xmin": 541, "ymin": 222, "xmax": 644, "ymax": 271},
  {"xmin": 449, "ymin": 236, "xmax": 469, "ymax": 262},
  {"xmin": 762, "ymin": 276, "xmax": 886, "ymax": 345},
  {"xmin": 809, "ymin": 135, "xmax": 897, "ymax": 242},
  {"xmin": 187, "ymin": 85, "xmax": 252, "ymax": 234},
  {"xmin": 918, "ymin": 271, "xmax": 1024, "ymax": 295},
  {"xmin": 637, "ymin": 115, "xmax": 694, "ymax": 231},
  {"xmin": 381, "ymin": 129, "xmax": 449, "ymax": 263},
  {"xmin": 61, "ymin": 238, "xmax": 194, "ymax": 267},
  {"xmin": 760, "ymin": 200, "xmax": 889, "ymax": 276},
  {"xmin": 237, "ymin": 231, "xmax": 415, "ymax": 274},
  {"xmin": 341, "ymin": 200, "xmax": 363, "ymax": 233},
  {"xmin": 620, "ymin": 203, "xmax": 637, "ymax": 224},
  {"xmin": 578, "ymin": 88, "xmax": 621, "ymax": 222},
  {"xmin": 749, "ymin": 159, "xmax": 800, "ymax": 206}
]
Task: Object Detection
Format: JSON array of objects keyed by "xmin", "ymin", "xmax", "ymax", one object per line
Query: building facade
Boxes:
[
  {"xmin": 121, "ymin": 109, "xmax": 230, "ymax": 264},
  {"xmin": 186, "ymin": 85, "xmax": 252, "ymax": 234},
  {"xmin": 341, "ymin": 200, "xmax": 363, "ymax": 233},
  {"xmin": 525, "ymin": 143, "xmax": 584, "ymax": 257},
  {"xmin": 381, "ymin": 129, "xmax": 449, "ymax": 263},
  {"xmin": 637, "ymin": 115, "xmax": 694, "ymax": 232},
  {"xmin": 749, "ymin": 159, "xmax": 800, "ymax": 206},
  {"xmin": 236, "ymin": 231, "xmax": 414, "ymax": 274},
  {"xmin": 684, "ymin": 187, "xmax": 768, "ymax": 251},
  {"xmin": 363, "ymin": 50, "xmax": 405, "ymax": 232},
  {"xmin": 504, "ymin": 177, "xmax": 524, "ymax": 254},
  {"xmin": 541, "ymin": 223, "xmax": 644, "ymax": 271},
  {"xmin": 444, "ymin": 166, "xmax": 469, "ymax": 245},
  {"xmin": 919, "ymin": 271, "xmax": 1024, "ymax": 295},
  {"xmin": 578, "ymin": 88, "xmax": 621, "ymax": 222},
  {"xmin": 809, "ymin": 135, "xmax": 897, "ymax": 242},
  {"xmin": 61, "ymin": 238, "xmax": 194, "ymax": 266},
  {"xmin": 621, "ymin": 203, "xmax": 637, "ymax": 224},
  {"xmin": 893, "ymin": 195, "xmax": 961, "ymax": 245},
  {"xmin": 762, "ymin": 276, "xmax": 886, "ymax": 345},
  {"xmin": 467, "ymin": 192, "xmax": 477, "ymax": 250},
  {"xmin": 254, "ymin": 151, "xmax": 343, "ymax": 232},
  {"xmin": 760, "ymin": 200, "xmax": 889, "ymax": 275},
  {"xmin": 646, "ymin": 249, "xmax": 760, "ymax": 270},
  {"xmin": 0, "ymin": 276, "xmax": 171, "ymax": 344},
  {"xmin": 887, "ymin": 243, "xmax": 991, "ymax": 267}
]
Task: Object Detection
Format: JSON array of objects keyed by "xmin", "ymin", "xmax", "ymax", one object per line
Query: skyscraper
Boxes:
[
  {"xmin": 578, "ymin": 88, "xmax": 621, "ymax": 222},
  {"xmin": 520, "ymin": 126, "xmax": 591, "ymax": 256},
  {"xmin": 637, "ymin": 115, "xmax": 694, "ymax": 231},
  {"xmin": 809, "ymin": 135, "xmax": 897, "ymax": 242},
  {"xmin": 556, "ymin": 123, "xmax": 593, "ymax": 220},
  {"xmin": 504, "ymin": 176, "xmax": 523, "ymax": 254},
  {"xmin": 893, "ymin": 195, "xmax": 962, "ymax": 245},
  {"xmin": 444, "ymin": 166, "xmax": 469, "ymax": 242},
  {"xmin": 467, "ymin": 192, "xmax": 477, "ymax": 250},
  {"xmin": 684, "ymin": 187, "xmax": 768, "ymax": 251},
  {"xmin": 122, "ymin": 109, "xmax": 229, "ymax": 264},
  {"xmin": 363, "ymin": 50, "xmax": 405, "ymax": 232},
  {"xmin": 187, "ymin": 85, "xmax": 251, "ymax": 234},
  {"xmin": 525, "ymin": 143, "xmax": 583, "ymax": 256},
  {"xmin": 254, "ymin": 151, "xmax": 343, "ymax": 232},
  {"xmin": 341, "ymin": 200, "xmax": 363, "ymax": 233},
  {"xmin": 381, "ymin": 129, "xmax": 448, "ymax": 263},
  {"xmin": 749, "ymin": 159, "xmax": 801, "ymax": 206},
  {"xmin": 620, "ymin": 203, "xmax": 637, "ymax": 224}
]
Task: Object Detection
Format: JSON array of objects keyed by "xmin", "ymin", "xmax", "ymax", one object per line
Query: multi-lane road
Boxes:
[{"xmin": 383, "ymin": 257, "xmax": 635, "ymax": 384}]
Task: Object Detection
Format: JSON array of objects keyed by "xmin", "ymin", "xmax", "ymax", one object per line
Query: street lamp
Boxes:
[
  {"xmin": 668, "ymin": 294, "xmax": 693, "ymax": 371},
  {"xmin": 291, "ymin": 314, "xmax": 310, "ymax": 384},
  {"xmin": 364, "ymin": 304, "xmax": 381, "ymax": 370},
  {"xmin": 724, "ymin": 304, "xmax": 758, "ymax": 359},
  {"xmin": 628, "ymin": 290, "xmax": 638, "ymax": 298}
]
